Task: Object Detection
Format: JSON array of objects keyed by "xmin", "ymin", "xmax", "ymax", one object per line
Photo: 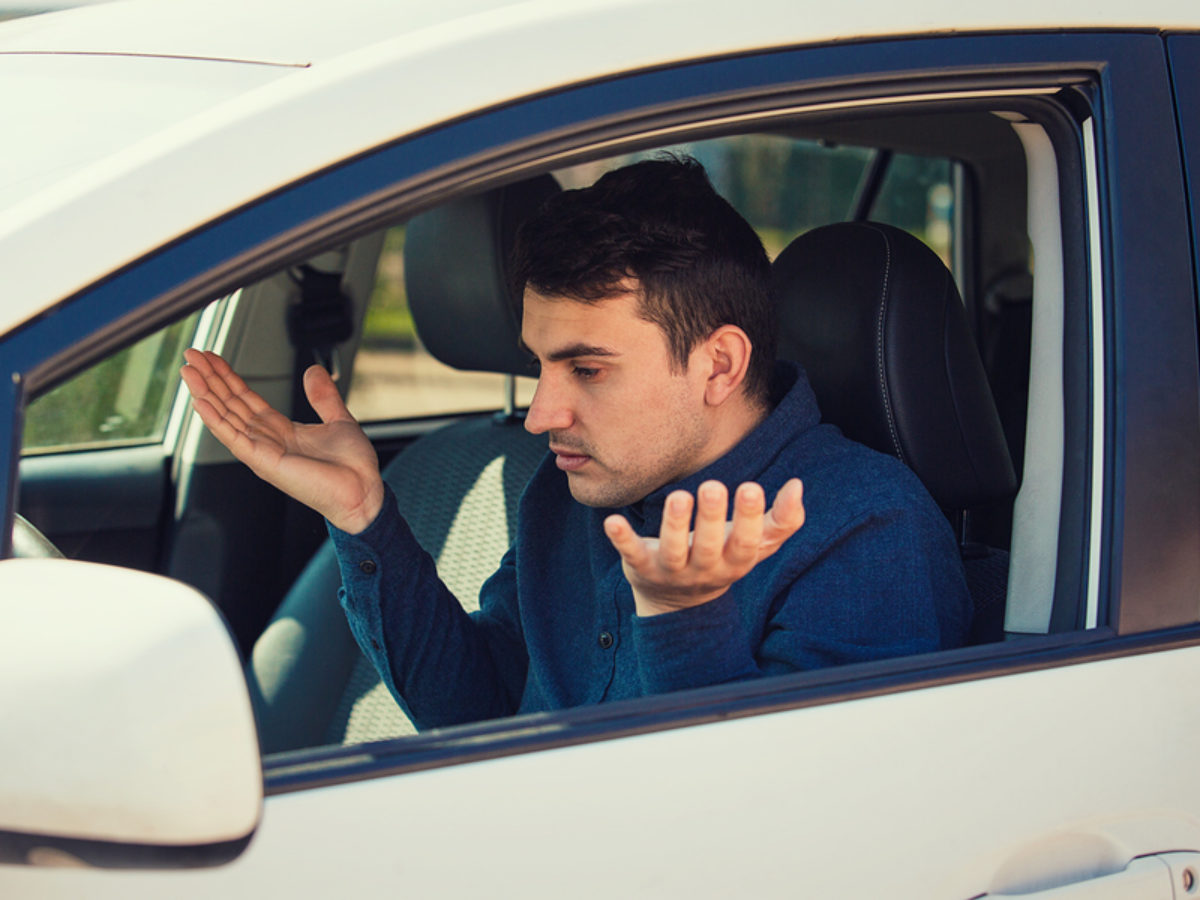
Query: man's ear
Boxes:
[{"xmin": 700, "ymin": 325, "xmax": 753, "ymax": 407}]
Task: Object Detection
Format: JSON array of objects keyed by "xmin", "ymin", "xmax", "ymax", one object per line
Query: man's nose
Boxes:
[{"xmin": 524, "ymin": 378, "xmax": 573, "ymax": 434}]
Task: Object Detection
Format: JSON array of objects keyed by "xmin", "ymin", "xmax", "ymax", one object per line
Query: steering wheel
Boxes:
[{"xmin": 10, "ymin": 513, "xmax": 64, "ymax": 558}]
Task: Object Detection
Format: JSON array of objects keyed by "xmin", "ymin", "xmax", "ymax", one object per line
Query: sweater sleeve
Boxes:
[
  {"xmin": 631, "ymin": 592, "xmax": 759, "ymax": 693},
  {"xmin": 631, "ymin": 504, "xmax": 970, "ymax": 694},
  {"xmin": 329, "ymin": 484, "xmax": 529, "ymax": 730}
]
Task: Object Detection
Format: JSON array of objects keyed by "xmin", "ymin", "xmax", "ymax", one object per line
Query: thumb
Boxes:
[
  {"xmin": 764, "ymin": 478, "xmax": 805, "ymax": 540},
  {"xmin": 303, "ymin": 364, "xmax": 353, "ymax": 424}
]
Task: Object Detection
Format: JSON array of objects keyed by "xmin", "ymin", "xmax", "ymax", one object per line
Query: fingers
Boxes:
[
  {"xmin": 603, "ymin": 514, "xmax": 652, "ymax": 570},
  {"xmin": 657, "ymin": 490, "xmax": 696, "ymax": 570},
  {"xmin": 186, "ymin": 391, "xmax": 241, "ymax": 441},
  {"xmin": 605, "ymin": 479, "xmax": 805, "ymax": 582},
  {"xmin": 181, "ymin": 349, "xmax": 290, "ymax": 463},
  {"xmin": 724, "ymin": 482, "xmax": 765, "ymax": 568},
  {"xmin": 180, "ymin": 361, "xmax": 250, "ymax": 444},
  {"xmin": 181, "ymin": 349, "xmax": 271, "ymax": 424},
  {"xmin": 690, "ymin": 481, "xmax": 728, "ymax": 568}
]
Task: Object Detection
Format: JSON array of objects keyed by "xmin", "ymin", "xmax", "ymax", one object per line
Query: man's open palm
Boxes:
[
  {"xmin": 603, "ymin": 477, "xmax": 806, "ymax": 616},
  {"xmin": 180, "ymin": 349, "xmax": 384, "ymax": 533}
]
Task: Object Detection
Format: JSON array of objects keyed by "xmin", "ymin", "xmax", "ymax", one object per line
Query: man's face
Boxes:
[{"xmin": 521, "ymin": 286, "xmax": 712, "ymax": 508}]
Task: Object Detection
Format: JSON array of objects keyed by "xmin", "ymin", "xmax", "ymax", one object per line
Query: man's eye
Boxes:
[{"xmin": 572, "ymin": 366, "xmax": 599, "ymax": 380}]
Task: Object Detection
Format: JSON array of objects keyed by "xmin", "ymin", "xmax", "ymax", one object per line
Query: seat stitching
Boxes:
[{"xmin": 872, "ymin": 229, "xmax": 904, "ymax": 462}]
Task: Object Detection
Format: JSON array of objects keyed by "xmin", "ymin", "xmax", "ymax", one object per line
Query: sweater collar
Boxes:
[{"xmin": 618, "ymin": 361, "xmax": 820, "ymax": 533}]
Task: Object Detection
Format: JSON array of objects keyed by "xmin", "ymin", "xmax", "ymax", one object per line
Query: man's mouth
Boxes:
[{"xmin": 550, "ymin": 444, "xmax": 592, "ymax": 472}]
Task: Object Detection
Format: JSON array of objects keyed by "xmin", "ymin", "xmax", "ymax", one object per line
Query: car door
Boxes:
[{"xmin": 2, "ymin": 26, "xmax": 1199, "ymax": 900}]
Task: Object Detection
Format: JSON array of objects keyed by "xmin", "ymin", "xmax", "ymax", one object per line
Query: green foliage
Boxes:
[
  {"xmin": 361, "ymin": 225, "xmax": 417, "ymax": 349},
  {"xmin": 693, "ymin": 135, "xmax": 951, "ymax": 261},
  {"xmin": 555, "ymin": 135, "xmax": 952, "ymax": 263},
  {"xmin": 720, "ymin": 135, "xmax": 873, "ymax": 234},
  {"xmin": 873, "ymin": 154, "xmax": 953, "ymax": 236}
]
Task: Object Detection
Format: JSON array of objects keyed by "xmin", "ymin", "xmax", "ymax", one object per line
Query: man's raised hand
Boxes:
[
  {"xmin": 180, "ymin": 349, "xmax": 385, "ymax": 534},
  {"xmin": 602, "ymin": 478, "xmax": 805, "ymax": 617}
]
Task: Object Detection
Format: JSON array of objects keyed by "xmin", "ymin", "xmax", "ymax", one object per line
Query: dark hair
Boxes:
[{"xmin": 511, "ymin": 155, "xmax": 776, "ymax": 406}]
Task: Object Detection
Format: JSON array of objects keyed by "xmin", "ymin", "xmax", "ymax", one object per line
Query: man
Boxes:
[{"xmin": 182, "ymin": 157, "xmax": 970, "ymax": 730}]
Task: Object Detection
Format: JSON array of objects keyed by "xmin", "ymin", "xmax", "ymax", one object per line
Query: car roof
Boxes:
[
  {"xmin": 0, "ymin": 0, "xmax": 513, "ymax": 67},
  {"xmin": 0, "ymin": 0, "xmax": 1197, "ymax": 334},
  {"xmin": 4, "ymin": 0, "xmax": 1197, "ymax": 66}
]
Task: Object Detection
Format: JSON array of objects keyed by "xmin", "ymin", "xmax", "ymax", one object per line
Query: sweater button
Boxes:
[
  {"xmin": 598, "ymin": 631, "xmax": 614, "ymax": 650},
  {"xmin": 359, "ymin": 559, "xmax": 377, "ymax": 575}
]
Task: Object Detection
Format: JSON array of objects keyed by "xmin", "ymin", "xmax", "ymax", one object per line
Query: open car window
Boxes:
[
  {"xmin": 210, "ymin": 101, "xmax": 1057, "ymax": 756},
  {"xmin": 17, "ymin": 95, "xmax": 1065, "ymax": 756}
]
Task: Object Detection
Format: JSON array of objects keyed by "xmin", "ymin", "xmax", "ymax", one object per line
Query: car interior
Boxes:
[{"xmin": 13, "ymin": 92, "xmax": 1094, "ymax": 755}]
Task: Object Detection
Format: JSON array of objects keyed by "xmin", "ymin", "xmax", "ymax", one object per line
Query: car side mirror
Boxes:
[{"xmin": 0, "ymin": 559, "xmax": 261, "ymax": 868}]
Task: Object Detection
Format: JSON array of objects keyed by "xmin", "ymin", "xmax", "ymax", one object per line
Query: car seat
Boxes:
[
  {"xmin": 771, "ymin": 221, "xmax": 1018, "ymax": 644},
  {"xmin": 248, "ymin": 175, "xmax": 558, "ymax": 753}
]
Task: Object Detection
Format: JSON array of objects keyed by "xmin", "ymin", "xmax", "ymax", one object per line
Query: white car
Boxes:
[{"xmin": 3, "ymin": 0, "xmax": 1200, "ymax": 896}]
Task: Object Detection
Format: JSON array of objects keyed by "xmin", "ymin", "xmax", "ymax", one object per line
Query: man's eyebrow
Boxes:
[
  {"xmin": 546, "ymin": 343, "xmax": 619, "ymax": 362},
  {"xmin": 519, "ymin": 341, "xmax": 620, "ymax": 362}
]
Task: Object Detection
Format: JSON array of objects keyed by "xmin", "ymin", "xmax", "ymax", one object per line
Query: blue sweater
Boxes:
[{"xmin": 331, "ymin": 363, "xmax": 970, "ymax": 730}]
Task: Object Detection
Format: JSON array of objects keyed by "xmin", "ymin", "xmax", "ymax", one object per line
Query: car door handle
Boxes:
[{"xmin": 981, "ymin": 852, "xmax": 1200, "ymax": 899}]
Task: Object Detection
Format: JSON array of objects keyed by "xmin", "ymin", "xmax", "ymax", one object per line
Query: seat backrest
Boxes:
[
  {"xmin": 771, "ymin": 221, "xmax": 1017, "ymax": 642},
  {"xmin": 249, "ymin": 175, "xmax": 559, "ymax": 753}
]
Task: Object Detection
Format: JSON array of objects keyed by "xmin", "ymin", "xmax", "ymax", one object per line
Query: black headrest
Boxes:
[
  {"xmin": 404, "ymin": 174, "xmax": 560, "ymax": 375},
  {"xmin": 772, "ymin": 221, "xmax": 1016, "ymax": 510}
]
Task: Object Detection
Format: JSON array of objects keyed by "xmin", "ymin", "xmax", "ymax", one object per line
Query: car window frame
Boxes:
[
  {"xmin": 2, "ymin": 30, "xmax": 1197, "ymax": 790},
  {"xmin": 1167, "ymin": 33, "xmax": 1200, "ymax": 360}
]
